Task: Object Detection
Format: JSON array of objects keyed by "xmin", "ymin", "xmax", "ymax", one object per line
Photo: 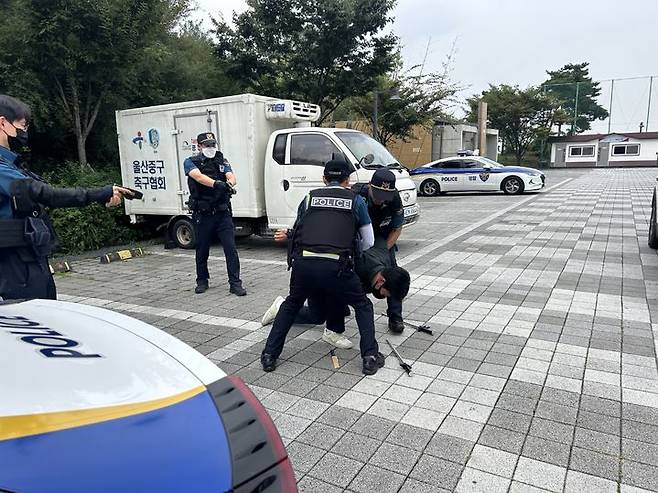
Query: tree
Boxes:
[
  {"xmin": 467, "ymin": 85, "xmax": 562, "ymax": 164},
  {"xmin": 26, "ymin": 0, "xmax": 189, "ymax": 168},
  {"xmin": 213, "ymin": 0, "xmax": 397, "ymax": 123},
  {"xmin": 345, "ymin": 59, "xmax": 461, "ymax": 146},
  {"xmin": 543, "ymin": 62, "xmax": 608, "ymax": 134}
]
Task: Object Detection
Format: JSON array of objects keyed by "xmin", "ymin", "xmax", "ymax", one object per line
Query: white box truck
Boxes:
[{"xmin": 116, "ymin": 93, "xmax": 420, "ymax": 248}]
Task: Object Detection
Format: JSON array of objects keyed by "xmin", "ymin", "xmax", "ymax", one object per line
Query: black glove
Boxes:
[{"xmin": 213, "ymin": 180, "xmax": 228, "ymax": 191}]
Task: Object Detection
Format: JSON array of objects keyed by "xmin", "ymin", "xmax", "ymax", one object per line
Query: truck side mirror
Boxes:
[{"xmin": 364, "ymin": 154, "xmax": 374, "ymax": 165}]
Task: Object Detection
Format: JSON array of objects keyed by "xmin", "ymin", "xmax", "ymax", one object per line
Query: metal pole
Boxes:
[
  {"xmin": 372, "ymin": 91, "xmax": 379, "ymax": 142},
  {"xmin": 572, "ymin": 82, "xmax": 580, "ymax": 135},
  {"xmin": 647, "ymin": 76, "xmax": 654, "ymax": 132},
  {"xmin": 608, "ymin": 79, "xmax": 614, "ymax": 133}
]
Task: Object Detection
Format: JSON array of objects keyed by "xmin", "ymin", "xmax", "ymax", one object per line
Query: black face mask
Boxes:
[{"xmin": 9, "ymin": 128, "xmax": 29, "ymax": 150}]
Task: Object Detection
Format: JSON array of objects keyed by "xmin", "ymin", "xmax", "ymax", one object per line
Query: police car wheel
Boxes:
[
  {"xmin": 420, "ymin": 179, "xmax": 440, "ymax": 196},
  {"xmin": 172, "ymin": 217, "xmax": 196, "ymax": 249},
  {"xmin": 502, "ymin": 176, "xmax": 524, "ymax": 195},
  {"xmin": 649, "ymin": 192, "xmax": 658, "ymax": 249}
]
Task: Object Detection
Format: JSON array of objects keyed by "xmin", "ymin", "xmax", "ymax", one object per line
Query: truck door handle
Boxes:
[{"xmin": 283, "ymin": 180, "xmax": 290, "ymax": 191}]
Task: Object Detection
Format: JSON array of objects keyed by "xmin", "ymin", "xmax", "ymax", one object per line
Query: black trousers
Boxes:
[
  {"xmin": 0, "ymin": 248, "xmax": 57, "ymax": 300},
  {"xmin": 296, "ymin": 296, "xmax": 347, "ymax": 332},
  {"xmin": 263, "ymin": 257, "xmax": 378, "ymax": 358},
  {"xmin": 386, "ymin": 246, "xmax": 403, "ymax": 320},
  {"xmin": 194, "ymin": 211, "xmax": 241, "ymax": 286}
]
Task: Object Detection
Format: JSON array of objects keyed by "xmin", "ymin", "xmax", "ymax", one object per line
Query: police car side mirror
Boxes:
[{"xmin": 482, "ymin": 163, "xmax": 493, "ymax": 170}]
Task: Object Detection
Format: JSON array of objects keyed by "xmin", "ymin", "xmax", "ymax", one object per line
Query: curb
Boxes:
[
  {"xmin": 49, "ymin": 261, "xmax": 71, "ymax": 274},
  {"xmin": 100, "ymin": 247, "xmax": 146, "ymax": 264}
]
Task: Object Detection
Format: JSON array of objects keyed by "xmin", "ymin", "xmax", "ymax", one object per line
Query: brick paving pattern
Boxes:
[{"xmin": 57, "ymin": 168, "xmax": 658, "ymax": 492}]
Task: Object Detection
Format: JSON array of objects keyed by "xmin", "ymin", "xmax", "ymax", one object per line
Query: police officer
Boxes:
[
  {"xmin": 0, "ymin": 95, "xmax": 127, "ymax": 300},
  {"xmin": 353, "ymin": 168, "xmax": 407, "ymax": 332},
  {"xmin": 261, "ymin": 158, "xmax": 387, "ymax": 376},
  {"xmin": 261, "ymin": 240, "xmax": 412, "ymax": 350},
  {"xmin": 184, "ymin": 132, "xmax": 246, "ymax": 296}
]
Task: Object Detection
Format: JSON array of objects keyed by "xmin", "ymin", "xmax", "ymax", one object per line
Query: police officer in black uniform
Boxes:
[
  {"xmin": 184, "ymin": 132, "xmax": 246, "ymax": 296},
  {"xmin": 261, "ymin": 158, "xmax": 387, "ymax": 376},
  {"xmin": 353, "ymin": 168, "xmax": 407, "ymax": 332},
  {"xmin": 0, "ymin": 95, "xmax": 128, "ymax": 300}
]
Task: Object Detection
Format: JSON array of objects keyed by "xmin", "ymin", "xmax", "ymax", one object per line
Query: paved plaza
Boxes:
[{"xmin": 56, "ymin": 167, "xmax": 658, "ymax": 492}]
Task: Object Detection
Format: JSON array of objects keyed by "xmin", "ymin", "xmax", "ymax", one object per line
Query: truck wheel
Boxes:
[
  {"xmin": 172, "ymin": 217, "xmax": 196, "ymax": 249},
  {"xmin": 649, "ymin": 192, "xmax": 658, "ymax": 249},
  {"xmin": 502, "ymin": 176, "xmax": 524, "ymax": 195},
  {"xmin": 420, "ymin": 179, "xmax": 440, "ymax": 196}
]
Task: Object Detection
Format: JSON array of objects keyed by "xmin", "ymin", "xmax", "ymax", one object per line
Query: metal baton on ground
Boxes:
[
  {"xmin": 380, "ymin": 313, "xmax": 433, "ymax": 335},
  {"xmin": 386, "ymin": 339, "xmax": 412, "ymax": 376}
]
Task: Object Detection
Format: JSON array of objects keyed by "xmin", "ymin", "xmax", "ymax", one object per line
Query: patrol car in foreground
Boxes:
[
  {"xmin": 411, "ymin": 156, "xmax": 545, "ymax": 196},
  {"xmin": 0, "ymin": 299, "xmax": 296, "ymax": 493}
]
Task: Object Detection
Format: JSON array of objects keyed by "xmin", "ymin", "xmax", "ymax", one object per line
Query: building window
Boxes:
[
  {"xmin": 611, "ymin": 143, "xmax": 640, "ymax": 156},
  {"xmin": 568, "ymin": 145, "xmax": 595, "ymax": 157}
]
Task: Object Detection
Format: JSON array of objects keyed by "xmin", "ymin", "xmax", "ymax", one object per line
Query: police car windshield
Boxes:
[
  {"xmin": 335, "ymin": 132, "xmax": 400, "ymax": 169},
  {"xmin": 480, "ymin": 157, "xmax": 504, "ymax": 168}
]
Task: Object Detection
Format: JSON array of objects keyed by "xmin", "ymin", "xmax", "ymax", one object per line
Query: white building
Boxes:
[{"xmin": 549, "ymin": 132, "xmax": 658, "ymax": 167}]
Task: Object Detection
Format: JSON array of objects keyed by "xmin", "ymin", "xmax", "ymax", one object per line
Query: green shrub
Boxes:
[{"xmin": 44, "ymin": 162, "xmax": 147, "ymax": 254}]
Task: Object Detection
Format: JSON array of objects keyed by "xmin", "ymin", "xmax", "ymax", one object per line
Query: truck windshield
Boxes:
[{"xmin": 335, "ymin": 131, "xmax": 401, "ymax": 169}]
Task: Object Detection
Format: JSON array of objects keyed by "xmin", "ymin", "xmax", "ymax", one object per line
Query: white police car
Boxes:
[
  {"xmin": 411, "ymin": 156, "xmax": 545, "ymax": 196},
  {"xmin": 0, "ymin": 299, "xmax": 296, "ymax": 493}
]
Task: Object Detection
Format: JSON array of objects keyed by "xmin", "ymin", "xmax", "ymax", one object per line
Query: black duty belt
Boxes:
[{"xmin": 0, "ymin": 219, "xmax": 30, "ymax": 248}]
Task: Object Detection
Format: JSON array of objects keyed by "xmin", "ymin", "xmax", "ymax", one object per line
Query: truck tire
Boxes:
[
  {"xmin": 420, "ymin": 179, "xmax": 440, "ymax": 196},
  {"xmin": 649, "ymin": 191, "xmax": 658, "ymax": 249},
  {"xmin": 172, "ymin": 217, "xmax": 196, "ymax": 249},
  {"xmin": 502, "ymin": 176, "xmax": 524, "ymax": 195}
]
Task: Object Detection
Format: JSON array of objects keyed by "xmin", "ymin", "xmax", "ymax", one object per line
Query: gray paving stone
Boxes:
[
  {"xmin": 521, "ymin": 435, "xmax": 571, "ymax": 467},
  {"xmin": 410, "ymin": 455, "xmax": 464, "ymax": 490},
  {"xmin": 535, "ymin": 400, "xmax": 579, "ymax": 425},
  {"xmin": 622, "ymin": 438, "xmax": 658, "ymax": 467},
  {"xmin": 304, "ymin": 385, "xmax": 348, "ymax": 404},
  {"xmin": 347, "ymin": 464, "xmax": 406, "ymax": 493},
  {"xmin": 316, "ymin": 405, "xmax": 363, "ymax": 430},
  {"xmin": 425, "ymin": 432, "xmax": 475, "ymax": 464},
  {"xmin": 570, "ymin": 447, "xmax": 620, "ymax": 482},
  {"xmin": 398, "ymin": 478, "xmax": 449, "ymax": 493},
  {"xmin": 370, "ymin": 442, "xmax": 421, "ymax": 475},
  {"xmin": 478, "ymin": 424, "xmax": 525, "ymax": 454},
  {"xmin": 487, "ymin": 408, "xmax": 533, "ymax": 434},
  {"xmin": 622, "ymin": 460, "xmax": 658, "ymax": 491},
  {"xmin": 386, "ymin": 423, "xmax": 433, "ymax": 451},
  {"xmin": 580, "ymin": 394, "xmax": 621, "ymax": 418},
  {"xmin": 297, "ymin": 475, "xmax": 344, "ymax": 493},
  {"xmin": 307, "ymin": 452, "xmax": 364, "ymax": 488},
  {"xmin": 350, "ymin": 414, "xmax": 397, "ymax": 440},
  {"xmin": 332, "ymin": 431, "xmax": 381, "ymax": 462},
  {"xmin": 296, "ymin": 422, "xmax": 345, "ymax": 450},
  {"xmin": 529, "ymin": 417, "xmax": 574, "ymax": 445},
  {"xmin": 287, "ymin": 441, "xmax": 326, "ymax": 474},
  {"xmin": 622, "ymin": 420, "xmax": 658, "ymax": 444},
  {"xmin": 574, "ymin": 427, "xmax": 620, "ymax": 456},
  {"xmin": 622, "ymin": 402, "xmax": 658, "ymax": 424}
]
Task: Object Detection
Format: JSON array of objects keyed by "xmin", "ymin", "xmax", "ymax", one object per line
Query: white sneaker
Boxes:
[
  {"xmin": 262, "ymin": 296, "xmax": 285, "ymax": 326},
  {"xmin": 322, "ymin": 327, "xmax": 354, "ymax": 349}
]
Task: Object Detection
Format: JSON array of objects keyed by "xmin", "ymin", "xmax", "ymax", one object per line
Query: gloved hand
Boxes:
[{"xmin": 213, "ymin": 180, "xmax": 229, "ymax": 191}]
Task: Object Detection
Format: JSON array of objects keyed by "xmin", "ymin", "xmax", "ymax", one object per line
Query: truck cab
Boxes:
[{"xmin": 264, "ymin": 127, "xmax": 419, "ymax": 228}]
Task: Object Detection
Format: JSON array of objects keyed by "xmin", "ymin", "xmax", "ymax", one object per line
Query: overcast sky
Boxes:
[{"xmin": 195, "ymin": 0, "xmax": 658, "ymax": 133}]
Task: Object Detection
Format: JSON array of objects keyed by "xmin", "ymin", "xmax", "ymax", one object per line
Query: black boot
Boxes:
[
  {"xmin": 261, "ymin": 353, "xmax": 277, "ymax": 372},
  {"xmin": 362, "ymin": 352, "xmax": 386, "ymax": 375},
  {"xmin": 230, "ymin": 283, "xmax": 247, "ymax": 296},
  {"xmin": 388, "ymin": 317, "xmax": 405, "ymax": 333},
  {"xmin": 195, "ymin": 280, "xmax": 209, "ymax": 294}
]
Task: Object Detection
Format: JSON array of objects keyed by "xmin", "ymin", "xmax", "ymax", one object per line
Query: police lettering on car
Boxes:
[
  {"xmin": 184, "ymin": 132, "xmax": 246, "ymax": 296},
  {"xmin": 0, "ymin": 315, "xmax": 101, "ymax": 358},
  {"xmin": 0, "ymin": 95, "xmax": 129, "ymax": 301},
  {"xmin": 260, "ymin": 157, "xmax": 389, "ymax": 376}
]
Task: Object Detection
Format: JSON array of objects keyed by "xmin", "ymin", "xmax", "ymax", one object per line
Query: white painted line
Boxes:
[
  {"xmin": 57, "ymin": 294, "xmax": 262, "ymax": 331},
  {"xmin": 398, "ymin": 178, "xmax": 573, "ymax": 266},
  {"xmin": 150, "ymin": 250, "xmax": 287, "ymax": 266}
]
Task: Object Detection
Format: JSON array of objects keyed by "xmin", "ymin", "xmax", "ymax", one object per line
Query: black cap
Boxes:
[
  {"xmin": 370, "ymin": 169, "xmax": 396, "ymax": 202},
  {"xmin": 323, "ymin": 157, "xmax": 352, "ymax": 181},
  {"xmin": 197, "ymin": 132, "xmax": 217, "ymax": 146}
]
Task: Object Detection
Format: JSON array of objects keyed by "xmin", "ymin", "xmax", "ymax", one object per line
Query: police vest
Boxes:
[
  {"xmin": 187, "ymin": 152, "xmax": 230, "ymax": 213},
  {"xmin": 297, "ymin": 187, "xmax": 358, "ymax": 255},
  {"xmin": 353, "ymin": 183, "xmax": 397, "ymax": 237}
]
